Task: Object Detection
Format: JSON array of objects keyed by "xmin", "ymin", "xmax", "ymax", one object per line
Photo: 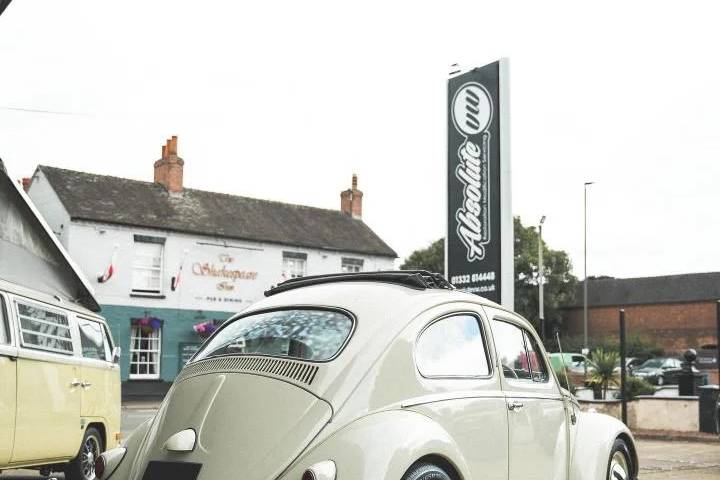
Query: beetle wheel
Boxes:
[
  {"xmin": 402, "ymin": 461, "xmax": 453, "ymax": 480},
  {"xmin": 607, "ymin": 438, "xmax": 633, "ymax": 480}
]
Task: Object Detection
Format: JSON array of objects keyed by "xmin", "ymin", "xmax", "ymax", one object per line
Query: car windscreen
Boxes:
[
  {"xmin": 641, "ymin": 358, "xmax": 663, "ymax": 368},
  {"xmin": 192, "ymin": 308, "xmax": 353, "ymax": 362}
]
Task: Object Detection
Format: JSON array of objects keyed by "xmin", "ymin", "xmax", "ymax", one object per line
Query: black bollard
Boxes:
[{"xmin": 678, "ymin": 349, "xmax": 701, "ymax": 396}]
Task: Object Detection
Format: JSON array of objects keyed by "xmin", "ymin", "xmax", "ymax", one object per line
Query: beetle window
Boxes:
[
  {"xmin": 193, "ymin": 309, "xmax": 353, "ymax": 362},
  {"xmin": 492, "ymin": 320, "xmax": 549, "ymax": 382},
  {"xmin": 492, "ymin": 320, "xmax": 533, "ymax": 380},
  {"xmin": 523, "ymin": 330, "xmax": 549, "ymax": 382},
  {"xmin": 416, "ymin": 314, "xmax": 490, "ymax": 377}
]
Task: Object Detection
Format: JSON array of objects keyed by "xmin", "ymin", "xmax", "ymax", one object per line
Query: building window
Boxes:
[
  {"xmin": 132, "ymin": 235, "xmax": 165, "ymax": 295},
  {"xmin": 129, "ymin": 326, "xmax": 161, "ymax": 379},
  {"xmin": 282, "ymin": 251, "xmax": 307, "ymax": 279},
  {"xmin": 341, "ymin": 257, "xmax": 364, "ymax": 273}
]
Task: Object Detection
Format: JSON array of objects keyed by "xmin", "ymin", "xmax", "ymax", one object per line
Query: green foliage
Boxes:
[
  {"xmin": 554, "ymin": 367, "xmax": 576, "ymax": 394},
  {"xmin": 557, "ymin": 334, "xmax": 664, "ymax": 360},
  {"xmin": 513, "ymin": 217, "xmax": 577, "ymax": 335},
  {"xmin": 588, "ymin": 348, "xmax": 619, "ymax": 399},
  {"xmin": 623, "ymin": 376, "xmax": 655, "ymax": 400},
  {"xmin": 400, "ymin": 238, "xmax": 444, "ymax": 273},
  {"xmin": 400, "ymin": 217, "xmax": 578, "ymax": 337}
]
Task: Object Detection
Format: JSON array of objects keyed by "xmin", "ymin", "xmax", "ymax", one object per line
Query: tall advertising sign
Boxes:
[{"xmin": 446, "ymin": 59, "xmax": 512, "ymax": 308}]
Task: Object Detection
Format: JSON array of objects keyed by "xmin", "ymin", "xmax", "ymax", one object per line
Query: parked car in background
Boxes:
[
  {"xmin": 548, "ymin": 352, "xmax": 596, "ymax": 387},
  {"xmin": 631, "ymin": 357, "xmax": 697, "ymax": 386},
  {"xmin": 98, "ymin": 271, "xmax": 638, "ymax": 480},
  {"xmin": 0, "ymin": 278, "xmax": 121, "ymax": 480},
  {"xmin": 614, "ymin": 357, "xmax": 644, "ymax": 374}
]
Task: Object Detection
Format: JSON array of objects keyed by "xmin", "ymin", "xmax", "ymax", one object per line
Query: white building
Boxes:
[{"xmin": 26, "ymin": 136, "xmax": 396, "ymax": 396}]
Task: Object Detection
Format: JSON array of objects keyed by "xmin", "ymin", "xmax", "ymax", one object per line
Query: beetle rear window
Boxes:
[{"xmin": 193, "ymin": 309, "xmax": 353, "ymax": 362}]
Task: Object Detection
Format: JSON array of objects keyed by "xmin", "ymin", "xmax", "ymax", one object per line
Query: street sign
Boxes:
[{"xmin": 446, "ymin": 59, "xmax": 512, "ymax": 307}]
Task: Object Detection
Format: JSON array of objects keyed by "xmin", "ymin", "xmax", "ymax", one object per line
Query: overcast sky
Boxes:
[{"xmin": 1, "ymin": 1, "xmax": 719, "ymax": 280}]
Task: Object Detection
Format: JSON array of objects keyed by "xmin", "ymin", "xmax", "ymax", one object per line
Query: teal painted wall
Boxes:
[{"xmin": 101, "ymin": 304, "xmax": 235, "ymax": 382}]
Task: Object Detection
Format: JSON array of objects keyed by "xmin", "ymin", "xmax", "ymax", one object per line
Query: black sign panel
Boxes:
[{"xmin": 447, "ymin": 62, "xmax": 507, "ymax": 303}]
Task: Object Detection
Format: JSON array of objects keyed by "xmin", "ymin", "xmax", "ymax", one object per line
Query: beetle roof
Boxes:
[{"xmin": 238, "ymin": 281, "xmax": 509, "ymax": 407}]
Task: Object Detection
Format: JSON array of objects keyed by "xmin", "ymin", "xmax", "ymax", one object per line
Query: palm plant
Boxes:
[{"xmin": 589, "ymin": 348, "xmax": 619, "ymax": 399}]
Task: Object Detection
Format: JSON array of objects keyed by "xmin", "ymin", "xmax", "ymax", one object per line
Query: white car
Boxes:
[{"xmin": 98, "ymin": 271, "xmax": 637, "ymax": 480}]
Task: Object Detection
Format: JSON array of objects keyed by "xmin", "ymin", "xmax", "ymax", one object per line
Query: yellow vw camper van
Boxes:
[{"xmin": 0, "ymin": 160, "xmax": 121, "ymax": 479}]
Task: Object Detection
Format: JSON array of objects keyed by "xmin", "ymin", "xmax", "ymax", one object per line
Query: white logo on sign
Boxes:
[
  {"xmin": 451, "ymin": 81, "xmax": 493, "ymax": 262},
  {"xmin": 452, "ymin": 83, "xmax": 492, "ymax": 137}
]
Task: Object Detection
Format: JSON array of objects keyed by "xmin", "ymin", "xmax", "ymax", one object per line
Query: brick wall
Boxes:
[{"xmin": 563, "ymin": 301, "xmax": 717, "ymax": 354}]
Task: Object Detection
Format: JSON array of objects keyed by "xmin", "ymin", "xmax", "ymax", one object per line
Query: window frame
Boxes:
[
  {"xmin": 131, "ymin": 235, "xmax": 166, "ymax": 296},
  {"xmin": 129, "ymin": 325, "xmax": 162, "ymax": 380},
  {"xmin": 77, "ymin": 316, "xmax": 112, "ymax": 362},
  {"xmin": 0, "ymin": 293, "xmax": 10, "ymax": 346},
  {"xmin": 189, "ymin": 305, "xmax": 357, "ymax": 365},
  {"xmin": 491, "ymin": 317, "xmax": 550, "ymax": 384},
  {"xmin": 14, "ymin": 298, "xmax": 75, "ymax": 356},
  {"xmin": 282, "ymin": 251, "xmax": 307, "ymax": 279},
  {"xmin": 341, "ymin": 257, "xmax": 364, "ymax": 273},
  {"xmin": 414, "ymin": 311, "xmax": 494, "ymax": 380}
]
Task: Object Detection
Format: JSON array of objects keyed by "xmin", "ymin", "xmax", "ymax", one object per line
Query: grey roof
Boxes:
[
  {"xmin": 569, "ymin": 272, "xmax": 720, "ymax": 307},
  {"xmin": 38, "ymin": 166, "xmax": 397, "ymax": 258}
]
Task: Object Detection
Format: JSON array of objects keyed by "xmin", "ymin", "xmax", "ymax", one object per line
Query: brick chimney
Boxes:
[
  {"xmin": 154, "ymin": 135, "xmax": 184, "ymax": 194},
  {"xmin": 340, "ymin": 174, "xmax": 363, "ymax": 219},
  {"xmin": 21, "ymin": 177, "xmax": 31, "ymax": 192}
]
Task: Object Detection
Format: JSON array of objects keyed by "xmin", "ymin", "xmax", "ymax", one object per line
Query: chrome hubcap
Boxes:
[
  {"xmin": 81, "ymin": 435, "xmax": 100, "ymax": 480},
  {"xmin": 609, "ymin": 450, "xmax": 629, "ymax": 480}
]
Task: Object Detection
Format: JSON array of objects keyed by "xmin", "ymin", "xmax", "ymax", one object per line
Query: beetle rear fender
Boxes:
[
  {"xmin": 570, "ymin": 411, "xmax": 638, "ymax": 480},
  {"xmin": 278, "ymin": 409, "xmax": 470, "ymax": 480},
  {"xmin": 101, "ymin": 417, "xmax": 153, "ymax": 480}
]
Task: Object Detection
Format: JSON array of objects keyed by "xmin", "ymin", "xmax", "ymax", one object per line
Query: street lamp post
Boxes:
[
  {"xmin": 538, "ymin": 215, "xmax": 546, "ymax": 343},
  {"xmin": 583, "ymin": 182, "xmax": 594, "ymax": 351}
]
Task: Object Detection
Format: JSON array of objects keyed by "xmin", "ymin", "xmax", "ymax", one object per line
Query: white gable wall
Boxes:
[
  {"xmin": 26, "ymin": 169, "xmax": 72, "ymax": 247},
  {"xmin": 66, "ymin": 220, "xmax": 395, "ymax": 312}
]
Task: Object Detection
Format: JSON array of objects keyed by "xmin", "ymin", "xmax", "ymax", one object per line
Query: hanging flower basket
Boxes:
[
  {"xmin": 131, "ymin": 316, "xmax": 163, "ymax": 334},
  {"xmin": 193, "ymin": 321, "xmax": 218, "ymax": 338}
]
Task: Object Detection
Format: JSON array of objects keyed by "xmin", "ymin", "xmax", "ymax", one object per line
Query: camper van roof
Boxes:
[{"xmin": 0, "ymin": 160, "xmax": 100, "ymax": 311}]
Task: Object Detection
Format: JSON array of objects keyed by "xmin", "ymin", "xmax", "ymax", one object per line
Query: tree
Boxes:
[
  {"xmin": 513, "ymin": 216, "xmax": 577, "ymax": 338},
  {"xmin": 400, "ymin": 217, "xmax": 577, "ymax": 337},
  {"xmin": 400, "ymin": 238, "xmax": 444, "ymax": 273}
]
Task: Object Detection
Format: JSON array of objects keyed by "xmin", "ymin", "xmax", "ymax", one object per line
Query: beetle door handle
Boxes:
[
  {"xmin": 508, "ymin": 401, "xmax": 524, "ymax": 411},
  {"xmin": 81, "ymin": 381, "xmax": 92, "ymax": 389},
  {"xmin": 70, "ymin": 379, "xmax": 82, "ymax": 388}
]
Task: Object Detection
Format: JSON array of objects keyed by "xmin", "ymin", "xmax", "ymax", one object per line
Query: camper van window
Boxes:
[
  {"xmin": 78, "ymin": 318, "xmax": 108, "ymax": 361},
  {"xmin": 16, "ymin": 301, "xmax": 74, "ymax": 354},
  {"xmin": 0, "ymin": 296, "xmax": 8, "ymax": 344}
]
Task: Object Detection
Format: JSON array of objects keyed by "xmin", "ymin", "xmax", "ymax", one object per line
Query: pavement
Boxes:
[
  {"xmin": 1, "ymin": 405, "xmax": 718, "ymax": 479},
  {"xmin": 638, "ymin": 439, "xmax": 720, "ymax": 479}
]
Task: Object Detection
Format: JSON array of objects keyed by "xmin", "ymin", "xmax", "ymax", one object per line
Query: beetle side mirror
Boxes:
[{"xmin": 111, "ymin": 346, "xmax": 121, "ymax": 364}]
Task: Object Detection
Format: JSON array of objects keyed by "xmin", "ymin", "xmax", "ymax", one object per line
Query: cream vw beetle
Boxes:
[{"xmin": 98, "ymin": 271, "xmax": 637, "ymax": 480}]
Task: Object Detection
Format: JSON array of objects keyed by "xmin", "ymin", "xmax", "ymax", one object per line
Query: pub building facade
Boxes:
[{"xmin": 25, "ymin": 136, "xmax": 396, "ymax": 397}]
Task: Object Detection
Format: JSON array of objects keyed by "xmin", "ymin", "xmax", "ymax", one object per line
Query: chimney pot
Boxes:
[
  {"xmin": 340, "ymin": 174, "xmax": 362, "ymax": 219},
  {"xmin": 154, "ymin": 135, "xmax": 184, "ymax": 194}
]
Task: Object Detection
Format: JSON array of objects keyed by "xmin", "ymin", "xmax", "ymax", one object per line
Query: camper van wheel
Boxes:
[{"xmin": 64, "ymin": 427, "xmax": 103, "ymax": 480}]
